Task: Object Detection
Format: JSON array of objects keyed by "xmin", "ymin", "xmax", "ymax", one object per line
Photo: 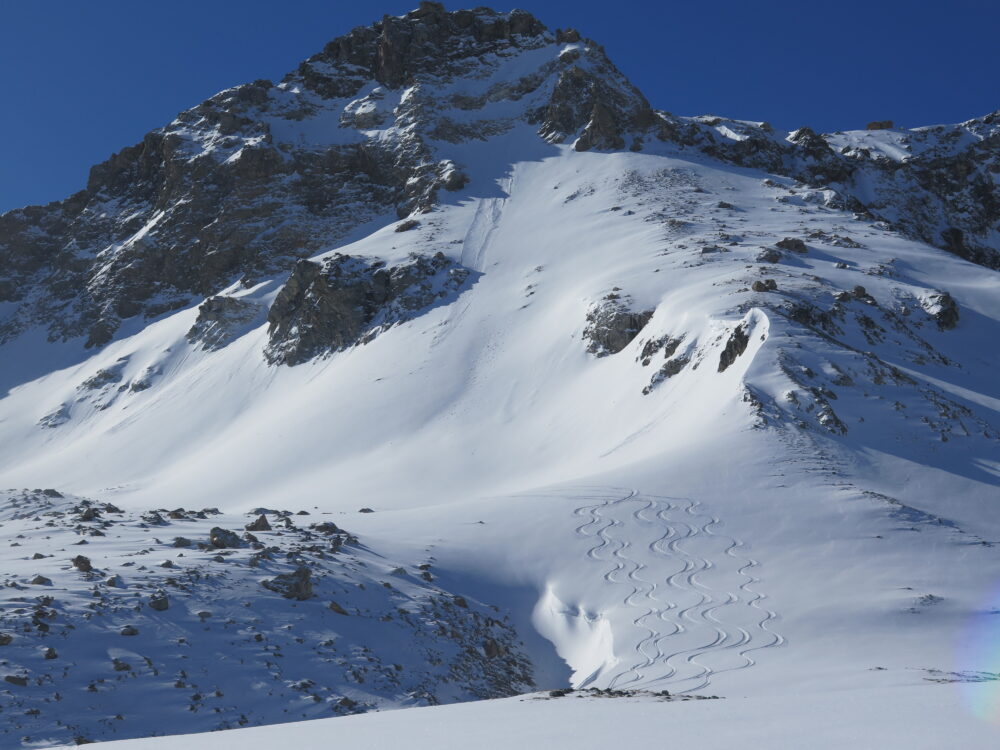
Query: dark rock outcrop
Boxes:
[
  {"xmin": 923, "ymin": 291, "xmax": 960, "ymax": 330},
  {"xmin": 264, "ymin": 252, "xmax": 471, "ymax": 365},
  {"xmin": 245, "ymin": 514, "xmax": 272, "ymax": 532},
  {"xmin": 261, "ymin": 566, "xmax": 314, "ymax": 600},
  {"xmin": 186, "ymin": 295, "xmax": 261, "ymax": 351},
  {"xmin": 584, "ymin": 297, "xmax": 653, "ymax": 356},
  {"xmin": 776, "ymin": 238, "xmax": 807, "ymax": 254},
  {"xmin": 718, "ymin": 324, "xmax": 750, "ymax": 373},
  {"xmin": 208, "ymin": 527, "xmax": 242, "ymax": 549}
]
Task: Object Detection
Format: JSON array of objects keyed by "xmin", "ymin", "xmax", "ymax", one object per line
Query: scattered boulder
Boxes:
[
  {"xmin": 245, "ymin": 514, "xmax": 272, "ymax": 532},
  {"xmin": 312, "ymin": 521, "xmax": 342, "ymax": 534},
  {"xmin": 148, "ymin": 593, "xmax": 170, "ymax": 612},
  {"xmin": 751, "ymin": 279, "xmax": 778, "ymax": 292},
  {"xmin": 483, "ymin": 637, "xmax": 505, "ymax": 658},
  {"xmin": 923, "ymin": 292, "xmax": 959, "ymax": 330},
  {"xmin": 866, "ymin": 120, "xmax": 894, "ymax": 130},
  {"xmin": 44, "ymin": 647, "xmax": 58, "ymax": 660},
  {"xmin": 394, "ymin": 219, "xmax": 420, "ymax": 232},
  {"xmin": 4, "ymin": 675, "xmax": 28, "ymax": 687},
  {"xmin": 261, "ymin": 566, "xmax": 314, "ymax": 600},
  {"xmin": 30, "ymin": 575, "xmax": 52, "ymax": 586},
  {"xmin": 77, "ymin": 507, "xmax": 101, "ymax": 522},
  {"xmin": 209, "ymin": 527, "xmax": 242, "ymax": 549},
  {"xmin": 756, "ymin": 247, "xmax": 782, "ymax": 263},
  {"xmin": 0, "ymin": 633, "xmax": 12, "ymax": 646},
  {"xmin": 120, "ymin": 625, "xmax": 139, "ymax": 636},
  {"xmin": 328, "ymin": 601, "xmax": 349, "ymax": 615},
  {"xmin": 72, "ymin": 555, "xmax": 93, "ymax": 572},
  {"xmin": 775, "ymin": 237, "xmax": 807, "ymax": 254}
]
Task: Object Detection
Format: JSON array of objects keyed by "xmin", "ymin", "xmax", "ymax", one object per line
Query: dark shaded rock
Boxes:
[
  {"xmin": 120, "ymin": 625, "xmax": 139, "ymax": 636},
  {"xmin": 148, "ymin": 593, "xmax": 170, "ymax": 612},
  {"xmin": 77, "ymin": 507, "xmax": 101, "ymax": 522},
  {"xmin": 4, "ymin": 675, "xmax": 28, "ymax": 687},
  {"xmin": 718, "ymin": 324, "xmax": 750, "ymax": 373},
  {"xmin": 751, "ymin": 279, "xmax": 778, "ymax": 292},
  {"xmin": 30, "ymin": 575, "xmax": 52, "ymax": 586},
  {"xmin": 584, "ymin": 299, "xmax": 653, "ymax": 356},
  {"xmin": 924, "ymin": 291, "xmax": 959, "ymax": 330},
  {"xmin": 209, "ymin": 527, "xmax": 242, "ymax": 549},
  {"xmin": 72, "ymin": 555, "xmax": 93, "ymax": 572},
  {"xmin": 328, "ymin": 601, "xmax": 349, "ymax": 615},
  {"xmin": 186, "ymin": 295, "xmax": 263, "ymax": 351},
  {"xmin": 262, "ymin": 566, "xmax": 314, "ymax": 600},
  {"xmin": 638, "ymin": 335, "xmax": 683, "ymax": 365},
  {"xmin": 311, "ymin": 521, "xmax": 342, "ymax": 534},
  {"xmin": 172, "ymin": 536, "xmax": 192, "ymax": 548},
  {"xmin": 141, "ymin": 511, "xmax": 166, "ymax": 525},
  {"xmin": 0, "ymin": 633, "xmax": 12, "ymax": 646},
  {"xmin": 395, "ymin": 219, "xmax": 421, "ymax": 232},
  {"xmin": 264, "ymin": 252, "xmax": 471, "ymax": 366},
  {"xmin": 642, "ymin": 356, "xmax": 690, "ymax": 395},
  {"xmin": 756, "ymin": 248, "xmax": 782, "ymax": 263},
  {"xmin": 44, "ymin": 647, "xmax": 58, "ymax": 660},
  {"xmin": 775, "ymin": 237, "xmax": 807, "ymax": 253},
  {"xmin": 246, "ymin": 514, "xmax": 272, "ymax": 532},
  {"xmin": 866, "ymin": 120, "xmax": 894, "ymax": 130}
]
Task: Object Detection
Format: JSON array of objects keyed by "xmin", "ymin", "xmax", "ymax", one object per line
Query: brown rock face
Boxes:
[
  {"xmin": 264, "ymin": 252, "xmax": 472, "ymax": 366},
  {"xmin": 718, "ymin": 325, "xmax": 750, "ymax": 373},
  {"xmin": 866, "ymin": 120, "xmax": 894, "ymax": 130},
  {"xmin": 584, "ymin": 299, "xmax": 654, "ymax": 356}
]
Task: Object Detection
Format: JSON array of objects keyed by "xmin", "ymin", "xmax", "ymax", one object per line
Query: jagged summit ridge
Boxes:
[
  {"xmin": 0, "ymin": 1, "xmax": 997, "ymax": 352},
  {"xmin": 0, "ymin": 3, "xmax": 652, "ymax": 347}
]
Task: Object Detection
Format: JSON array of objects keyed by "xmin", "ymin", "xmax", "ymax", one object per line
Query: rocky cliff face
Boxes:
[
  {"xmin": 264, "ymin": 251, "xmax": 471, "ymax": 365},
  {"xmin": 1, "ymin": 2, "xmax": 997, "ymax": 360}
]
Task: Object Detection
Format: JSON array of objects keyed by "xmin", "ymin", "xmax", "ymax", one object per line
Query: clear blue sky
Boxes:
[{"xmin": 2, "ymin": 0, "xmax": 997, "ymax": 212}]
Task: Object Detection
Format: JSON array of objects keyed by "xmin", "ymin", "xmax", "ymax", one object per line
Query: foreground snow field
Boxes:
[
  {"xmin": 77, "ymin": 683, "xmax": 1000, "ymax": 750},
  {"xmin": 1, "ymin": 3, "xmax": 999, "ymax": 747}
]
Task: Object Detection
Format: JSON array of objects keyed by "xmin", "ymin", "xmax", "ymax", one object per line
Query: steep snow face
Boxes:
[{"xmin": 2, "ymin": 145, "xmax": 996, "ymax": 515}]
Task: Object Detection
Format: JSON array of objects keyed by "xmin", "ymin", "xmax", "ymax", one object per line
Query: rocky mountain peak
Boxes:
[
  {"xmin": 299, "ymin": 3, "xmax": 550, "ymax": 92},
  {"xmin": 0, "ymin": 3, "xmax": 998, "ymax": 356}
]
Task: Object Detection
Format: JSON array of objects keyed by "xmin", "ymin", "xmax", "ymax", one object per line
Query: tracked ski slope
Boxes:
[{"xmin": 567, "ymin": 490, "xmax": 781, "ymax": 692}]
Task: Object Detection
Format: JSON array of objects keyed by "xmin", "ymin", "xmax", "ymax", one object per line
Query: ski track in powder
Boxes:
[{"xmin": 571, "ymin": 489, "xmax": 783, "ymax": 693}]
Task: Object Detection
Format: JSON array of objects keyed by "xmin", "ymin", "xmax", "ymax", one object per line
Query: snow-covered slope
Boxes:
[{"xmin": 1, "ymin": 3, "xmax": 999, "ymax": 747}]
